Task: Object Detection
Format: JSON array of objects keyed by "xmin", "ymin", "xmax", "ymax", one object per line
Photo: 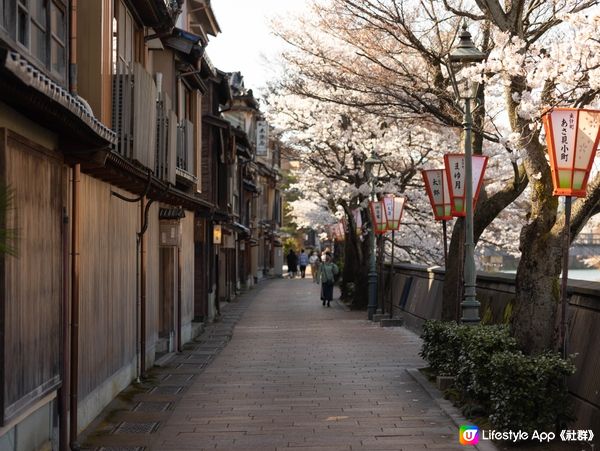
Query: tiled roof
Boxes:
[{"xmin": 0, "ymin": 49, "xmax": 116, "ymax": 144}]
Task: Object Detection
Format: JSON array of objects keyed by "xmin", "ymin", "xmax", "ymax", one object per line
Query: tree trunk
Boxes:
[
  {"xmin": 508, "ymin": 76, "xmax": 562, "ymax": 353},
  {"xmin": 341, "ymin": 230, "xmax": 359, "ymax": 300},
  {"xmin": 512, "ymin": 224, "xmax": 561, "ymax": 354},
  {"xmin": 350, "ymin": 237, "xmax": 371, "ymax": 309}
]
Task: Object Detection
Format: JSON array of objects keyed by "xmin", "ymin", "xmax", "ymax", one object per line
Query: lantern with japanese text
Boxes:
[
  {"xmin": 542, "ymin": 107, "xmax": 600, "ymax": 357},
  {"xmin": 542, "ymin": 108, "xmax": 600, "ymax": 197},
  {"xmin": 383, "ymin": 195, "xmax": 405, "ymax": 231},
  {"xmin": 444, "ymin": 153, "xmax": 488, "ymax": 217},
  {"xmin": 369, "ymin": 200, "xmax": 387, "ymax": 234},
  {"xmin": 422, "ymin": 169, "xmax": 452, "ymax": 220}
]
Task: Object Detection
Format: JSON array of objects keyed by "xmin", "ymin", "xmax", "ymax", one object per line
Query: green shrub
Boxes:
[
  {"xmin": 455, "ymin": 325, "xmax": 518, "ymax": 406},
  {"xmin": 420, "ymin": 320, "xmax": 469, "ymax": 376},
  {"xmin": 488, "ymin": 351, "xmax": 575, "ymax": 434},
  {"xmin": 420, "ymin": 321, "xmax": 575, "ymax": 433}
]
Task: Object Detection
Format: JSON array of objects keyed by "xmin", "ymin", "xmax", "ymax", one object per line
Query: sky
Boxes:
[{"xmin": 207, "ymin": 0, "xmax": 311, "ymax": 96}]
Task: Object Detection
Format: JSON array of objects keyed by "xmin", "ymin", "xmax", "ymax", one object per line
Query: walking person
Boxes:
[
  {"xmin": 286, "ymin": 249, "xmax": 298, "ymax": 279},
  {"xmin": 298, "ymin": 249, "xmax": 309, "ymax": 278},
  {"xmin": 309, "ymin": 251, "xmax": 321, "ymax": 284},
  {"xmin": 319, "ymin": 252, "xmax": 339, "ymax": 307}
]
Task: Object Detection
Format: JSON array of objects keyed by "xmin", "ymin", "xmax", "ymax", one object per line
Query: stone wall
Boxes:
[{"xmin": 383, "ymin": 263, "xmax": 600, "ymax": 433}]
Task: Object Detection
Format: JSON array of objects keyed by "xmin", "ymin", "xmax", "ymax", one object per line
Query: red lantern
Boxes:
[
  {"xmin": 383, "ymin": 195, "xmax": 405, "ymax": 231},
  {"xmin": 444, "ymin": 153, "xmax": 488, "ymax": 217},
  {"xmin": 422, "ymin": 169, "xmax": 452, "ymax": 220},
  {"xmin": 369, "ymin": 200, "xmax": 387, "ymax": 234},
  {"xmin": 542, "ymin": 107, "xmax": 600, "ymax": 197}
]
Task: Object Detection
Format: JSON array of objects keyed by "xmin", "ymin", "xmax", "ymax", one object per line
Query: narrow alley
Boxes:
[{"xmin": 83, "ymin": 278, "xmax": 464, "ymax": 451}]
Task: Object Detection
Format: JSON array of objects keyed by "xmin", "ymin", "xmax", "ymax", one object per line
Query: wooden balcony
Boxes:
[
  {"xmin": 112, "ymin": 62, "xmax": 187, "ymax": 186},
  {"xmin": 155, "ymin": 92, "xmax": 177, "ymax": 185},
  {"xmin": 176, "ymin": 119, "xmax": 197, "ymax": 185},
  {"xmin": 112, "ymin": 61, "xmax": 157, "ymax": 171}
]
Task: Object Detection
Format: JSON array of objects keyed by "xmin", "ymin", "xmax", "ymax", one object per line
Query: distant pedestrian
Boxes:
[
  {"xmin": 319, "ymin": 252, "xmax": 339, "ymax": 307},
  {"xmin": 309, "ymin": 251, "xmax": 321, "ymax": 284},
  {"xmin": 286, "ymin": 249, "xmax": 298, "ymax": 278},
  {"xmin": 298, "ymin": 249, "xmax": 309, "ymax": 278}
]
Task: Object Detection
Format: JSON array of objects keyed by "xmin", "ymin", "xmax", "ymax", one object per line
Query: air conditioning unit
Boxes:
[{"xmin": 160, "ymin": 221, "xmax": 181, "ymax": 246}]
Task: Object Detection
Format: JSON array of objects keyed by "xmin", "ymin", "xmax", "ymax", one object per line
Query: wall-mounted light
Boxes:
[{"xmin": 213, "ymin": 224, "xmax": 222, "ymax": 245}]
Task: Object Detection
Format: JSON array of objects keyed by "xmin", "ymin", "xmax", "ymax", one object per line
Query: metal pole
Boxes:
[
  {"xmin": 379, "ymin": 234, "xmax": 384, "ymax": 314},
  {"xmin": 70, "ymin": 164, "xmax": 81, "ymax": 450},
  {"xmin": 389, "ymin": 230, "xmax": 395, "ymax": 318},
  {"xmin": 560, "ymin": 196, "xmax": 572, "ymax": 358},
  {"xmin": 442, "ymin": 220, "xmax": 448, "ymax": 269},
  {"xmin": 461, "ymin": 96, "xmax": 480, "ymax": 324},
  {"xmin": 367, "ymin": 182, "xmax": 378, "ymax": 320}
]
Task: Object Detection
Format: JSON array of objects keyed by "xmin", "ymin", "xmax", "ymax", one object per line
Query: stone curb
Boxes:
[{"xmin": 406, "ymin": 368, "xmax": 499, "ymax": 451}]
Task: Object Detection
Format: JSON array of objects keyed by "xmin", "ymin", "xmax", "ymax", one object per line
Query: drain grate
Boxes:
[
  {"xmin": 151, "ymin": 385, "xmax": 183, "ymax": 394},
  {"xmin": 96, "ymin": 447, "xmax": 145, "ymax": 451},
  {"xmin": 134, "ymin": 401, "xmax": 171, "ymax": 412},
  {"xmin": 162, "ymin": 374, "xmax": 193, "ymax": 384},
  {"xmin": 177, "ymin": 362, "xmax": 207, "ymax": 369},
  {"xmin": 113, "ymin": 421, "xmax": 159, "ymax": 434}
]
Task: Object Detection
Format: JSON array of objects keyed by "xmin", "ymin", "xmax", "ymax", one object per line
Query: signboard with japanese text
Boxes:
[
  {"xmin": 422, "ymin": 169, "xmax": 452, "ymax": 220},
  {"xmin": 256, "ymin": 121, "xmax": 269, "ymax": 155},
  {"xmin": 543, "ymin": 107, "xmax": 600, "ymax": 197},
  {"xmin": 443, "ymin": 154, "xmax": 488, "ymax": 217},
  {"xmin": 383, "ymin": 195, "xmax": 406, "ymax": 231},
  {"xmin": 369, "ymin": 200, "xmax": 387, "ymax": 234}
]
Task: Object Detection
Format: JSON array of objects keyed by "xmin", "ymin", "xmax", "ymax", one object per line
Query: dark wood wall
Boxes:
[
  {"xmin": 78, "ymin": 175, "xmax": 138, "ymax": 398},
  {"xmin": 181, "ymin": 213, "xmax": 195, "ymax": 327},
  {"xmin": 0, "ymin": 129, "xmax": 63, "ymax": 423},
  {"xmin": 145, "ymin": 205, "xmax": 159, "ymax": 367}
]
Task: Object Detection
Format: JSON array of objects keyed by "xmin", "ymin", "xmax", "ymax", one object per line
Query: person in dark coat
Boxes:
[
  {"xmin": 319, "ymin": 252, "xmax": 339, "ymax": 307},
  {"xmin": 286, "ymin": 249, "xmax": 298, "ymax": 278}
]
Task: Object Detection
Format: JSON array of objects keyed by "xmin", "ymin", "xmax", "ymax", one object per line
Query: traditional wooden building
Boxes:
[
  {"xmin": 0, "ymin": 0, "xmax": 224, "ymax": 448},
  {"xmin": 224, "ymin": 73, "xmax": 282, "ymax": 282}
]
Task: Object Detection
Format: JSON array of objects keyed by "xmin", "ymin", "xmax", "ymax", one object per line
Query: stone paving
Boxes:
[{"xmin": 81, "ymin": 278, "xmax": 466, "ymax": 451}]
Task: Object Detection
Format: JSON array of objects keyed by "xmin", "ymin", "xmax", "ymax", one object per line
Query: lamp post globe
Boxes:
[
  {"xmin": 448, "ymin": 23, "xmax": 486, "ymax": 324},
  {"xmin": 365, "ymin": 152, "xmax": 383, "ymax": 320}
]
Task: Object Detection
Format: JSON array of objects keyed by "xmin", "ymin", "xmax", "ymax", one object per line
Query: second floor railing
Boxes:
[
  {"xmin": 113, "ymin": 62, "xmax": 198, "ymax": 187},
  {"xmin": 176, "ymin": 119, "xmax": 196, "ymax": 183},
  {"xmin": 112, "ymin": 61, "xmax": 157, "ymax": 170},
  {"xmin": 155, "ymin": 92, "xmax": 177, "ymax": 185}
]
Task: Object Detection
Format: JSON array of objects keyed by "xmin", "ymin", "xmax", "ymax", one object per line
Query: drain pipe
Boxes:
[
  {"xmin": 177, "ymin": 245, "xmax": 182, "ymax": 352},
  {"xmin": 69, "ymin": 164, "xmax": 81, "ymax": 450},
  {"xmin": 68, "ymin": 2, "xmax": 79, "ymax": 446},
  {"xmin": 140, "ymin": 196, "xmax": 147, "ymax": 375},
  {"xmin": 69, "ymin": 0, "xmax": 77, "ymax": 94},
  {"xmin": 59, "ymin": 207, "xmax": 69, "ymax": 451}
]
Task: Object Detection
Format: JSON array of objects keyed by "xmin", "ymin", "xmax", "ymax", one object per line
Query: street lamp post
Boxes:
[
  {"xmin": 448, "ymin": 23, "xmax": 486, "ymax": 324},
  {"xmin": 365, "ymin": 152, "xmax": 383, "ymax": 320}
]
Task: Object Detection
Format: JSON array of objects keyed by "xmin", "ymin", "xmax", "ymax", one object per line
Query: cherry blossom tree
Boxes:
[
  {"xmin": 267, "ymin": 89, "xmax": 453, "ymax": 307},
  {"xmin": 271, "ymin": 0, "xmax": 600, "ymax": 352}
]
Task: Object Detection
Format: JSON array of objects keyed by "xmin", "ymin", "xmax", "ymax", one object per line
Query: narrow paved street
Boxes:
[{"xmin": 146, "ymin": 278, "xmax": 461, "ymax": 451}]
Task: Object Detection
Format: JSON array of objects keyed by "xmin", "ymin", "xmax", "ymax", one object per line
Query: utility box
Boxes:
[{"xmin": 160, "ymin": 220, "xmax": 181, "ymax": 247}]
